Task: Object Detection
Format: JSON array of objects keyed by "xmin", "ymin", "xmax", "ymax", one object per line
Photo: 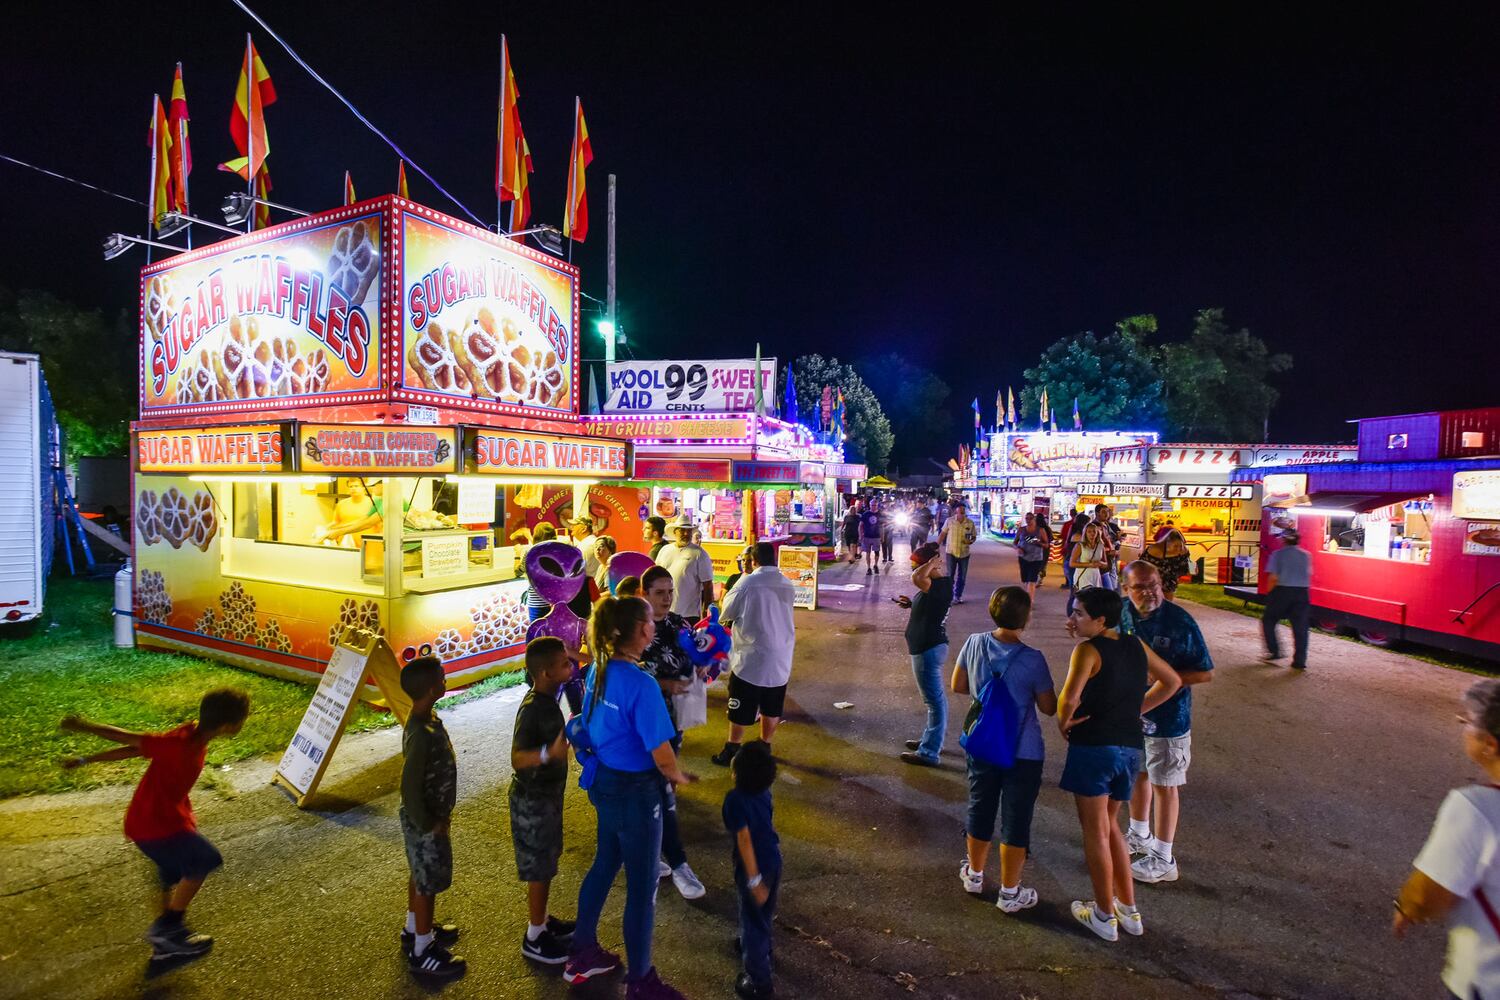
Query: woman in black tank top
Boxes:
[{"xmin": 1056, "ymin": 587, "xmax": 1182, "ymax": 943}]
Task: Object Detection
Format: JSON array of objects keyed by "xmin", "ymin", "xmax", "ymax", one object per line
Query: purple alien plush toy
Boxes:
[{"xmin": 525, "ymin": 540, "xmax": 590, "ymax": 712}]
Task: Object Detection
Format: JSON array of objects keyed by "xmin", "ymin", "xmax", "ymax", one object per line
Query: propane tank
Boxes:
[{"xmin": 113, "ymin": 560, "xmax": 135, "ymax": 648}]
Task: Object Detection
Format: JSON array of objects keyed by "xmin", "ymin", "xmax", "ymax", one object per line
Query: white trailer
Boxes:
[{"xmin": 0, "ymin": 351, "xmax": 57, "ymax": 625}]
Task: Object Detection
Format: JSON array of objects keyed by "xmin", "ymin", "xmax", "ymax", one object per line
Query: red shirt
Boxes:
[{"xmin": 123, "ymin": 724, "xmax": 207, "ymax": 842}]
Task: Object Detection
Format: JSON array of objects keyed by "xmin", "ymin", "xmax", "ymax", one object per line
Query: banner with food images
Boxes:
[
  {"xmin": 140, "ymin": 209, "xmax": 384, "ymax": 414},
  {"xmin": 397, "ymin": 208, "xmax": 579, "ymax": 417}
]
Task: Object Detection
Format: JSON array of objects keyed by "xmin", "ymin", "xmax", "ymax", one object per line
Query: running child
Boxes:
[{"xmin": 724, "ymin": 740, "xmax": 782, "ymax": 999}]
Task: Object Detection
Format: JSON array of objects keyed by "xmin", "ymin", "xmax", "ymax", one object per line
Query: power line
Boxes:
[
  {"xmin": 0, "ymin": 152, "xmax": 147, "ymax": 207},
  {"xmin": 228, "ymin": 0, "xmax": 486, "ymax": 228}
]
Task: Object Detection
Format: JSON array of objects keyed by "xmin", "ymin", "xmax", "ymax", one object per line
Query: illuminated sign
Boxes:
[
  {"xmin": 996, "ymin": 431, "xmax": 1158, "ymax": 474},
  {"xmin": 1080, "ymin": 482, "xmax": 1167, "ymax": 498},
  {"xmin": 1454, "ymin": 471, "xmax": 1500, "ymax": 521},
  {"xmin": 470, "ymin": 430, "xmax": 626, "ymax": 477},
  {"xmin": 799, "ymin": 462, "xmax": 825, "ymax": 486},
  {"xmin": 1251, "ymin": 446, "xmax": 1358, "ymax": 467},
  {"xmin": 580, "ymin": 415, "xmax": 751, "ymax": 442},
  {"xmin": 603, "ymin": 359, "xmax": 775, "ymax": 413},
  {"xmin": 733, "ymin": 461, "xmax": 802, "ymax": 485},
  {"xmin": 398, "ymin": 208, "xmax": 578, "ymax": 418},
  {"xmin": 138, "ymin": 424, "xmax": 288, "ymax": 473},
  {"xmin": 1166, "ymin": 484, "xmax": 1254, "ymax": 501},
  {"xmin": 633, "ymin": 456, "xmax": 733, "ymax": 482},
  {"xmin": 824, "ymin": 462, "xmax": 868, "ymax": 480},
  {"xmin": 298, "ymin": 424, "xmax": 458, "ymax": 474},
  {"xmin": 140, "ymin": 209, "xmax": 384, "ymax": 415}
]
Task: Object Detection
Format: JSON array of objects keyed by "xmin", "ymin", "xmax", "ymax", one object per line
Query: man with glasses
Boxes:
[{"xmin": 1118, "ymin": 561, "xmax": 1214, "ymax": 885}]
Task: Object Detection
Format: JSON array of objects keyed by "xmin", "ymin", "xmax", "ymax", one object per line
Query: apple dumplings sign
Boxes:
[
  {"xmin": 140, "ymin": 210, "xmax": 383, "ymax": 414},
  {"xmin": 398, "ymin": 209, "xmax": 579, "ymax": 417}
]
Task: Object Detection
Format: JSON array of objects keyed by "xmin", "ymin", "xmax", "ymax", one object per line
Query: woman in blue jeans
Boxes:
[
  {"xmin": 896, "ymin": 543, "xmax": 953, "ymax": 767},
  {"xmin": 564, "ymin": 596, "xmax": 697, "ymax": 1000},
  {"xmin": 1058, "ymin": 587, "xmax": 1181, "ymax": 943},
  {"xmin": 950, "ymin": 587, "xmax": 1057, "ymax": 911}
]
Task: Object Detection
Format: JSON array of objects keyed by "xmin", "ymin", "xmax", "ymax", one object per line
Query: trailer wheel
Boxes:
[
  {"xmin": 1357, "ymin": 628, "xmax": 1397, "ymax": 648},
  {"xmin": 1315, "ymin": 617, "xmax": 1342, "ymax": 633}
]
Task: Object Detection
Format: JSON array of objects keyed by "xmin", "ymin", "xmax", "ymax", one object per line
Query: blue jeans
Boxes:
[
  {"xmin": 737, "ymin": 863, "xmax": 781, "ymax": 989},
  {"xmin": 946, "ymin": 554, "xmax": 970, "ymax": 600},
  {"xmin": 910, "ymin": 644, "xmax": 948, "ymax": 761},
  {"xmin": 574, "ymin": 765, "xmax": 664, "ymax": 980}
]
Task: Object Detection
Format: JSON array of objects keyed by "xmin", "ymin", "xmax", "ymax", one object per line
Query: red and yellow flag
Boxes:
[
  {"xmin": 149, "ymin": 95, "xmax": 173, "ymax": 230},
  {"xmin": 344, "ymin": 171, "xmax": 356, "ymax": 206},
  {"xmin": 222, "ymin": 37, "xmax": 276, "ymax": 181},
  {"xmin": 397, "ymin": 160, "xmax": 409, "ymax": 199},
  {"xmin": 563, "ymin": 98, "xmax": 593, "ymax": 242},
  {"xmin": 168, "ymin": 63, "xmax": 191, "ymax": 214},
  {"xmin": 509, "ymin": 131, "xmax": 533, "ymax": 237},
  {"xmin": 254, "ymin": 166, "xmax": 272, "ymax": 230},
  {"xmin": 495, "ymin": 35, "xmax": 524, "ymax": 204}
]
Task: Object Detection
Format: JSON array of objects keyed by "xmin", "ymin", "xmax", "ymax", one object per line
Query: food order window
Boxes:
[{"xmin": 1321, "ymin": 500, "xmax": 1432, "ymax": 564}]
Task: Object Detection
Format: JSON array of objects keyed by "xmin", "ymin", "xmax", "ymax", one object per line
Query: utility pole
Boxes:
[{"xmin": 605, "ymin": 173, "xmax": 617, "ymax": 363}]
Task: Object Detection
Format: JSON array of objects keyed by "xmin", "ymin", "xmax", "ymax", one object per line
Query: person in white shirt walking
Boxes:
[
  {"xmin": 711, "ymin": 542, "xmax": 796, "ymax": 767},
  {"xmin": 654, "ymin": 517, "xmax": 716, "ymax": 621}
]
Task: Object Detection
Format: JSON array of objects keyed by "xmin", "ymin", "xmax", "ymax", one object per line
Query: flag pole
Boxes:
[
  {"xmin": 497, "ymin": 36, "xmax": 506, "ymax": 233},
  {"xmin": 244, "ymin": 34, "xmax": 255, "ymax": 233},
  {"xmin": 177, "ymin": 62, "xmax": 191, "ymax": 250}
]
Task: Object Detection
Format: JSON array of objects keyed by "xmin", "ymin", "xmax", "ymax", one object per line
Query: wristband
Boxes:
[
  {"xmin": 747, "ymin": 874, "xmax": 763, "ymax": 889},
  {"xmin": 539, "ymin": 745, "xmax": 551, "ymax": 765},
  {"xmin": 1393, "ymin": 897, "xmax": 1414, "ymax": 920}
]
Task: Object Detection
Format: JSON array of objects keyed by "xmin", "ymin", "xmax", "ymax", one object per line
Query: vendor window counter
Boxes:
[
  {"xmin": 222, "ymin": 535, "xmax": 383, "ymax": 597},
  {"xmin": 361, "ymin": 529, "xmax": 521, "ymax": 594}
]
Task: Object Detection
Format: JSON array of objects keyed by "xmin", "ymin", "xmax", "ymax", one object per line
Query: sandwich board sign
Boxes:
[
  {"xmin": 777, "ymin": 546, "xmax": 819, "ymax": 610},
  {"xmin": 273, "ymin": 628, "xmax": 410, "ymax": 807}
]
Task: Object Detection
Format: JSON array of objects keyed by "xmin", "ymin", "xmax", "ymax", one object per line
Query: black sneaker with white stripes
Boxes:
[
  {"xmin": 400, "ymin": 921, "xmax": 460, "ymax": 955},
  {"xmin": 408, "ymin": 942, "xmax": 467, "ymax": 980}
]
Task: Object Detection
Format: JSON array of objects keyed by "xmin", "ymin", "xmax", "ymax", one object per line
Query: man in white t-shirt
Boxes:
[
  {"xmin": 711, "ymin": 541, "xmax": 797, "ymax": 767},
  {"xmin": 654, "ymin": 517, "xmax": 715, "ymax": 620},
  {"xmin": 1394, "ymin": 677, "xmax": 1500, "ymax": 998},
  {"xmin": 567, "ymin": 514, "xmax": 601, "ymax": 578}
]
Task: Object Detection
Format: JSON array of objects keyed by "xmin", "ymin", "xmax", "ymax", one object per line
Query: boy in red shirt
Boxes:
[{"xmin": 61, "ymin": 688, "xmax": 250, "ymax": 961}]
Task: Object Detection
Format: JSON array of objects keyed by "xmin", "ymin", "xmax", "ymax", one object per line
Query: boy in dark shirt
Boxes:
[
  {"xmin": 723, "ymin": 740, "xmax": 783, "ymax": 999},
  {"xmin": 400, "ymin": 656, "xmax": 466, "ymax": 980},
  {"xmin": 61, "ymin": 688, "xmax": 250, "ymax": 962},
  {"xmin": 510, "ymin": 637, "xmax": 577, "ymax": 964}
]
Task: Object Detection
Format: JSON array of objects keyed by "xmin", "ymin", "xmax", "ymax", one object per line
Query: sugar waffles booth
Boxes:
[{"xmin": 131, "ymin": 195, "xmax": 632, "ymax": 686}]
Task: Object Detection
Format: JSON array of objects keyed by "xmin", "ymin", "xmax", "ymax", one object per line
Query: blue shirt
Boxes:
[
  {"xmin": 722, "ymin": 787, "xmax": 781, "ymax": 876},
  {"xmin": 1268, "ymin": 545, "xmax": 1312, "ymax": 587},
  {"xmin": 955, "ymin": 633, "xmax": 1055, "ymax": 761},
  {"xmin": 1120, "ymin": 600, "xmax": 1212, "ymax": 739},
  {"xmin": 582, "ymin": 658, "xmax": 677, "ymax": 773}
]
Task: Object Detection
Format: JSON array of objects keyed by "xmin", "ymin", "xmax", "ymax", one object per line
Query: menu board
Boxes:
[
  {"xmin": 1454, "ymin": 471, "xmax": 1500, "ymax": 521},
  {"xmin": 456, "ymin": 480, "xmax": 495, "ymax": 524},
  {"xmin": 777, "ymin": 545, "xmax": 819, "ymax": 610},
  {"xmin": 1464, "ymin": 523, "xmax": 1500, "ymax": 557},
  {"xmin": 713, "ymin": 495, "xmax": 741, "ymax": 539},
  {"xmin": 421, "ymin": 535, "xmax": 470, "ymax": 577}
]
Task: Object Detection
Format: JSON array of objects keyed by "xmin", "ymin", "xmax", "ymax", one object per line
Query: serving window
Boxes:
[{"xmin": 1323, "ymin": 501, "xmax": 1431, "ymax": 563}]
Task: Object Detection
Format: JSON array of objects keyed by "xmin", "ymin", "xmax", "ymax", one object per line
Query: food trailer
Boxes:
[
  {"xmin": 1236, "ymin": 407, "xmax": 1500, "ymax": 658},
  {"xmin": 1092, "ymin": 442, "xmax": 1357, "ymax": 583},
  {"xmin": 979, "ymin": 430, "xmax": 1159, "ymax": 540},
  {"xmin": 131, "ymin": 195, "xmax": 628, "ymax": 685}
]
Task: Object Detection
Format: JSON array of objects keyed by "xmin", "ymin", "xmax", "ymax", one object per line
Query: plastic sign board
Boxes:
[
  {"xmin": 273, "ymin": 628, "xmax": 409, "ymax": 807},
  {"xmin": 603, "ymin": 359, "xmax": 776, "ymax": 413},
  {"xmin": 1251, "ymin": 446, "xmax": 1358, "ymax": 467},
  {"xmin": 633, "ymin": 456, "xmax": 733, "ymax": 482},
  {"xmin": 298, "ymin": 425, "xmax": 457, "ymax": 474},
  {"xmin": 421, "ymin": 535, "xmax": 469, "ymax": 577},
  {"xmin": 141, "ymin": 209, "xmax": 384, "ymax": 416},
  {"xmin": 581, "ymin": 415, "xmax": 752, "ymax": 442},
  {"xmin": 1454, "ymin": 471, "xmax": 1500, "ymax": 521},
  {"xmin": 1166, "ymin": 484, "xmax": 1254, "ymax": 500},
  {"xmin": 996, "ymin": 431, "xmax": 1158, "ymax": 474},
  {"xmin": 398, "ymin": 206, "xmax": 579, "ymax": 418},
  {"xmin": 469, "ymin": 430, "xmax": 626, "ymax": 478},
  {"xmin": 824, "ymin": 462, "xmax": 868, "ymax": 480},
  {"xmin": 733, "ymin": 461, "xmax": 803, "ymax": 485},
  {"xmin": 1079, "ymin": 482, "xmax": 1167, "ymax": 498},
  {"xmin": 777, "ymin": 545, "xmax": 819, "ymax": 609},
  {"xmin": 1463, "ymin": 523, "xmax": 1500, "ymax": 556},
  {"xmin": 456, "ymin": 480, "xmax": 495, "ymax": 523},
  {"xmin": 137, "ymin": 423, "xmax": 289, "ymax": 473}
]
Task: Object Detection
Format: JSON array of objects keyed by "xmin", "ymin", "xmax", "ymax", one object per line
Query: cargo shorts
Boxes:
[
  {"xmin": 509, "ymin": 785, "xmax": 564, "ymax": 883},
  {"xmin": 1142, "ymin": 733, "xmax": 1192, "ymax": 788},
  {"xmin": 400, "ymin": 807, "xmax": 453, "ymax": 895}
]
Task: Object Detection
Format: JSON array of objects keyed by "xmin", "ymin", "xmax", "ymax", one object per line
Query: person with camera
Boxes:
[{"xmin": 894, "ymin": 543, "xmax": 953, "ymax": 767}]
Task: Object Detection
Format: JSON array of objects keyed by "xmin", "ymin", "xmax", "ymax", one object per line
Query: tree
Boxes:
[
  {"xmin": 1161, "ymin": 308, "xmax": 1292, "ymax": 441},
  {"xmin": 0, "ymin": 289, "xmax": 134, "ymax": 456},
  {"xmin": 1020, "ymin": 321, "xmax": 1166, "ymax": 431},
  {"xmin": 791, "ymin": 354, "xmax": 894, "ymax": 473},
  {"xmin": 855, "ymin": 352, "xmax": 953, "ymax": 475}
]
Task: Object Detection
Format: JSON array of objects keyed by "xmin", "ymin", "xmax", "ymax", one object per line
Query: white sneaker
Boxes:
[
  {"xmin": 1071, "ymin": 900, "xmax": 1119, "ymax": 942},
  {"xmin": 656, "ymin": 860, "xmax": 672, "ymax": 879},
  {"xmin": 1113, "ymin": 898, "xmax": 1144, "ymax": 936},
  {"xmin": 959, "ymin": 861, "xmax": 984, "ymax": 895},
  {"xmin": 1126, "ymin": 830, "xmax": 1151, "ymax": 856},
  {"xmin": 1131, "ymin": 853, "xmax": 1179, "ymax": 884},
  {"xmin": 996, "ymin": 886, "xmax": 1038, "ymax": 913},
  {"xmin": 671, "ymin": 863, "xmax": 706, "ymax": 900}
]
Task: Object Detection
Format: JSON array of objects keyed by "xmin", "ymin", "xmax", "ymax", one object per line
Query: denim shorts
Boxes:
[
  {"xmin": 134, "ymin": 831, "xmax": 224, "ymax": 889},
  {"xmin": 1060, "ymin": 744, "xmax": 1143, "ymax": 800}
]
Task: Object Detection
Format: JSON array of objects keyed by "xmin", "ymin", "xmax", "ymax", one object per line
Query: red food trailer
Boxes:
[{"xmin": 1233, "ymin": 407, "xmax": 1500, "ymax": 659}]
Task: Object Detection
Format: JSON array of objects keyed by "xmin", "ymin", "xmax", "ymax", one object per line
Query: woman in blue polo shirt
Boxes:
[{"xmin": 565, "ymin": 595, "xmax": 697, "ymax": 1000}]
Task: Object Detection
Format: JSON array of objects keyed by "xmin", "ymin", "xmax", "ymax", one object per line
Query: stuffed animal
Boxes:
[
  {"xmin": 677, "ymin": 605, "xmax": 733, "ymax": 682},
  {"xmin": 525, "ymin": 540, "xmax": 590, "ymax": 712}
]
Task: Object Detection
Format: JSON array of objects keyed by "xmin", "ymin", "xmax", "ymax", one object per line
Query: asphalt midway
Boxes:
[{"xmin": 0, "ymin": 539, "xmax": 1470, "ymax": 999}]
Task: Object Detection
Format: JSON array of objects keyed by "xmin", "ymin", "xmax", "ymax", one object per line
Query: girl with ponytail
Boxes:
[{"xmin": 565, "ymin": 596, "xmax": 697, "ymax": 998}]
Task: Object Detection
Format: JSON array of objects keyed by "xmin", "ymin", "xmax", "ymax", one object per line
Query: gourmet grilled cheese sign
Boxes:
[
  {"xmin": 469, "ymin": 430, "xmax": 626, "ymax": 478},
  {"xmin": 298, "ymin": 425, "xmax": 458, "ymax": 474},
  {"xmin": 137, "ymin": 424, "xmax": 289, "ymax": 473}
]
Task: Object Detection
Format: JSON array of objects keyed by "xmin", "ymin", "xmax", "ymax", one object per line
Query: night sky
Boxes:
[{"xmin": 4, "ymin": 5, "xmax": 1497, "ymax": 447}]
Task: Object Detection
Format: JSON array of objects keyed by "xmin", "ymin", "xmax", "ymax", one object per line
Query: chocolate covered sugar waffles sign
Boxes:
[
  {"xmin": 141, "ymin": 211, "xmax": 384, "ymax": 414},
  {"xmin": 398, "ymin": 210, "xmax": 578, "ymax": 416}
]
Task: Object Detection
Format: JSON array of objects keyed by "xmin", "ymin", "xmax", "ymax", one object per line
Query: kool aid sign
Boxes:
[{"xmin": 603, "ymin": 358, "xmax": 776, "ymax": 413}]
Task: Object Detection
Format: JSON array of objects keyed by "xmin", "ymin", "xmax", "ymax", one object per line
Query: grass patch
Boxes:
[
  {"xmin": 0, "ymin": 575, "xmax": 401, "ymax": 799},
  {"xmin": 1174, "ymin": 582, "xmax": 1259, "ymax": 615}
]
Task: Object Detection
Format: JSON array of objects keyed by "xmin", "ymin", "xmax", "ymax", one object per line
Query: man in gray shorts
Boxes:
[{"xmin": 1119, "ymin": 561, "xmax": 1215, "ymax": 884}]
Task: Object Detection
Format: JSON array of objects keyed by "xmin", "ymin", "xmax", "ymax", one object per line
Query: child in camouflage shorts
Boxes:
[
  {"xmin": 399, "ymin": 656, "xmax": 466, "ymax": 981},
  {"xmin": 511, "ymin": 637, "xmax": 577, "ymax": 964}
]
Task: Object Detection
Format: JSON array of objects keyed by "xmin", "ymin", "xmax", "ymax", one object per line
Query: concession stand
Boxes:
[
  {"xmin": 1092, "ymin": 442, "xmax": 1357, "ymax": 583},
  {"xmin": 1236, "ymin": 407, "xmax": 1500, "ymax": 658},
  {"xmin": 978, "ymin": 430, "xmax": 1158, "ymax": 540},
  {"xmin": 130, "ymin": 195, "xmax": 627, "ymax": 685}
]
